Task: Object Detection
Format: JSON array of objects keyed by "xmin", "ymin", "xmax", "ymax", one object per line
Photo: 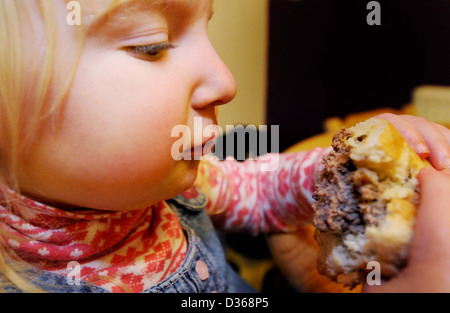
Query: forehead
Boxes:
[{"xmin": 80, "ymin": 0, "xmax": 213, "ymax": 26}]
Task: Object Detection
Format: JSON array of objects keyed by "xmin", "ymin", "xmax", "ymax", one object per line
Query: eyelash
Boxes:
[{"xmin": 126, "ymin": 41, "xmax": 174, "ymax": 60}]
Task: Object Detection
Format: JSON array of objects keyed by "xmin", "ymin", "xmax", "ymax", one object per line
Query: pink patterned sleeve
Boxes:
[{"xmin": 195, "ymin": 148, "xmax": 330, "ymax": 235}]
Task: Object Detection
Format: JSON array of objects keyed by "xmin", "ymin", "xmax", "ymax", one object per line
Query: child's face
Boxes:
[{"xmin": 18, "ymin": 0, "xmax": 236, "ymax": 211}]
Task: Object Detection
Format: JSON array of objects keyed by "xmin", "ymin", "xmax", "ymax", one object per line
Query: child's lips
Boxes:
[{"xmin": 182, "ymin": 137, "xmax": 216, "ymax": 159}]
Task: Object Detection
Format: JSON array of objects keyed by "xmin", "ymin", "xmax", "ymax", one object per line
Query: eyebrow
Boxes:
[
  {"xmin": 86, "ymin": 0, "xmax": 162, "ymax": 32},
  {"xmin": 87, "ymin": 0, "xmax": 214, "ymax": 33}
]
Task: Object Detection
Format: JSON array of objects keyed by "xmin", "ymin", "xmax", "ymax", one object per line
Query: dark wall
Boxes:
[{"xmin": 266, "ymin": 0, "xmax": 450, "ymax": 151}]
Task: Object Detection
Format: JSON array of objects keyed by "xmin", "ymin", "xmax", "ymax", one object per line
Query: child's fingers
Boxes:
[
  {"xmin": 401, "ymin": 114, "xmax": 450, "ymax": 145},
  {"xmin": 364, "ymin": 167, "xmax": 450, "ymax": 293},
  {"xmin": 399, "ymin": 115, "xmax": 450, "ymax": 170},
  {"xmin": 376, "ymin": 114, "xmax": 450, "ymax": 170},
  {"xmin": 434, "ymin": 123, "xmax": 450, "ymax": 146},
  {"xmin": 375, "ymin": 113, "xmax": 430, "ymax": 158},
  {"xmin": 410, "ymin": 167, "xmax": 450, "ymax": 267}
]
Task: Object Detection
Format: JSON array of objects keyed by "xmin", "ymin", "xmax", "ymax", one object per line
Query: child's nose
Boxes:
[{"xmin": 190, "ymin": 42, "xmax": 237, "ymax": 110}]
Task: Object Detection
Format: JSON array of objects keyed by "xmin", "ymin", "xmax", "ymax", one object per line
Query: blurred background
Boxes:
[
  {"xmin": 209, "ymin": 0, "xmax": 450, "ymax": 152},
  {"xmin": 208, "ymin": 0, "xmax": 450, "ymax": 292}
]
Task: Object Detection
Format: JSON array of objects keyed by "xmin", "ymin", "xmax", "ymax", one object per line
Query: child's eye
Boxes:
[{"xmin": 125, "ymin": 41, "xmax": 174, "ymax": 61}]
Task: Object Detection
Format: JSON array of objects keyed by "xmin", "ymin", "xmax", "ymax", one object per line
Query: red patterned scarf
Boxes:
[{"xmin": 0, "ymin": 189, "xmax": 187, "ymax": 292}]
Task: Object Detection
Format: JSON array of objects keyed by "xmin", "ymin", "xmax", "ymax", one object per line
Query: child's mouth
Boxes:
[{"xmin": 182, "ymin": 137, "xmax": 216, "ymax": 160}]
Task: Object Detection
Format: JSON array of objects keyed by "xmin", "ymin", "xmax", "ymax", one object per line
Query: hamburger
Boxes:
[{"xmin": 312, "ymin": 118, "xmax": 429, "ymax": 288}]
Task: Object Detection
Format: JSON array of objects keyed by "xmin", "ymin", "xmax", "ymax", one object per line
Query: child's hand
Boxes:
[
  {"xmin": 375, "ymin": 114, "xmax": 450, "ymax": 170},
  {"xmin": 364, "ymin": 167, "xmax": 450, "ymax": 292},
  {"xmin": 266, "ymin": 226, "xmax": 360, "ymax": 293}
]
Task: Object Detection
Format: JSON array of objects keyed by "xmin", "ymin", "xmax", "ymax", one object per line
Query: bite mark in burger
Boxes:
[{"xmin": 312, "ymin": 118, "xmax": 429, "ymax": 288}]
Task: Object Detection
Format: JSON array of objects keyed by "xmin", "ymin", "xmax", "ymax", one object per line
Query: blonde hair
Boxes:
[{"xmin": 0, "ymin": 0, "xmax": 140, "ymax": 293}]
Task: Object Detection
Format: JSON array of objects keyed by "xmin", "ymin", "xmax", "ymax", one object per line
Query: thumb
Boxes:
[{"xmin": 409, "ymin": 167, "xmax": 450, "ymax": 267}]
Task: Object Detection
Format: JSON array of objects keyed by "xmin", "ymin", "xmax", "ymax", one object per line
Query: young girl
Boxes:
[{"xmin": 0, "ymin": 0, "xmax": 449, "ymax": 293}]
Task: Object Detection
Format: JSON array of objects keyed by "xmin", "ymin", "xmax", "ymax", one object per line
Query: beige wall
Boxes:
[{"xmin": 208, "ymin": 0, "xmax": 268, "ymax": 130}]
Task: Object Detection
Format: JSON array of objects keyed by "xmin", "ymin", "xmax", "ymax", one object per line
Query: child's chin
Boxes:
[
  {"xmin": 173, "ymin": 160, "xmax": 201, "ymax": 186},
  {"xmin": 182, "ymin": 158, "xmax": 202, "ymax": 170}
]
